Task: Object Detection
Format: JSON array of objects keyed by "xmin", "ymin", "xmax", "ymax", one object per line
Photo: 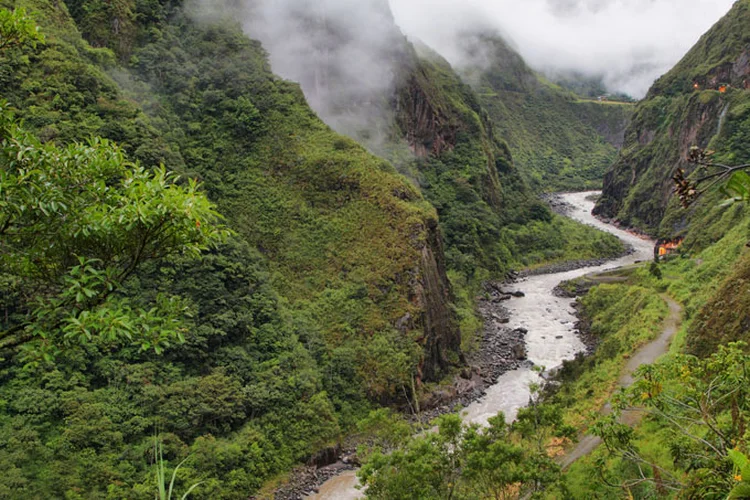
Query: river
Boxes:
[{"xmin": 309, "ymin": 191, "xmax": 655, "ymax": 499}]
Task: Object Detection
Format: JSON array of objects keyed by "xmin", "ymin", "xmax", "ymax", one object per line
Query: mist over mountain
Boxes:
[
  {"xmin": 200, "ymin": 0, "xmax": 737, "ymax": 131},
  {"xmin": 391, "ymin": 0, "xmax": 736, "ymax": 98},
  {"xmin": 229, "ymin": 0, "xmax": 408, "ymax": 144}
]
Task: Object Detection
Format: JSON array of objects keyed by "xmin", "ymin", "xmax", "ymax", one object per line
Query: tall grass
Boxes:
[{"xmin": 154, "ymin": 437, "xmax": 202, "ymax": 500}]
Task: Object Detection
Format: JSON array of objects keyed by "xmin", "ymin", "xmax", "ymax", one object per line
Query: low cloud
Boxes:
[
  {"xmin": 390, "ymin": 0, "xmax": 736, "ymax": 97},
  {"xmin": 190, "ymin": 0, "xmax": 736, "ymax": 135},
  {"xmin": 236, "ymin": 0, "xmax": 407, "ymax": 145}
]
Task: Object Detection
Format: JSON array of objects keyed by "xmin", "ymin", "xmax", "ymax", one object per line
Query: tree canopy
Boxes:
[{"xmin": 0, "ymin": 102, "xmax": 228, "ymax": 362}]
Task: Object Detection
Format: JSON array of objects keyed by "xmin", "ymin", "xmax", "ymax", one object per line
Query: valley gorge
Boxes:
[
  {"xmin": 309, "ymin": 191, "xmax": 655, "ymax": 499},
  {"xmin": 0, "ymin": 0, "xmax": 749, "ymax": 499}
]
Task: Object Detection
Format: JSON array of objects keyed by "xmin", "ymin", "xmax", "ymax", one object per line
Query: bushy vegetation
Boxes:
[
  {"xmin": 0, "ymin": 3, "xmax": 450, "ymax": 497},
  {"xmin": 0, "ymin": 103, "xmax": 228, "ymax": 360},
  {"xmin": 560, "ymin": 201, "xmax": 750, "ymax": 497},
  {"xmin": 549, "ymin": 283, "xmax": 668, "ymax": 429},
  {"xmin": 502, "ymin": 213, "xmax": 624, "ymax": 270},
  {"xmin": 565, "ymin": 344, "xmax": 750, "ymax": 499},
  {"xmin": 0, "ymin": 2, "xmax": 632, "ymax": 498},
  {"xmin": 359, "ymin": 407, "xmax": 573, "ymax": 499}
]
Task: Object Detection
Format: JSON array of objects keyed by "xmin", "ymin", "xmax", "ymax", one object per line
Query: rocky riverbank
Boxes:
[
  {"xmin": 543, "ymin": 192, "xmax": 578, "ymax": 216},
  {"xmin": 271, "ymin": 282, "xmax": 532, "ymax": 499},
  {"xmin": 415, "ymin": 282, "xmax": 532, "ymax": 424},
  {"xmin": 272, "ymin": 461, "xmax": 357, "ymax": 500}
]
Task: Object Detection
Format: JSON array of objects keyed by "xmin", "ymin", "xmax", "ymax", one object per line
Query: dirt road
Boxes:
[{"xmin": 559, "ymin": 295, "xmax": 683, "ymax": 469}]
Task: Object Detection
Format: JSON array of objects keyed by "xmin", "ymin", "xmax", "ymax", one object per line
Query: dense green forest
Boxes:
[
  {"xmin": 4, "ymin": 0, "xmax": 748, "ymax": 497},
  {"xmin": 0, "ymin": 1, "xmax": 628, "ymax": 498}
]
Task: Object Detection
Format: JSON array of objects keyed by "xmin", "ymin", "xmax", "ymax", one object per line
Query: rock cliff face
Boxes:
[
  {"xmin": 394, "ymin": 43, "xmax": 512, "ymax": 212},
  {"xmin": 595, "ymin": 0, "xmax": 750, "ymax": 236},
  {"xmin": 396, "ymin": 70, "xmax": 459, "ymax": 158},
  {"xmin": 413, "ymin": 219, "xmax": 462, "ymax": 381}
]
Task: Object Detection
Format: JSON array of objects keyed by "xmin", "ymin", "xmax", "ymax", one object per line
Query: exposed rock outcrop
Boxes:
[
  {"xmin": 396, "ymin": 70, "xmax": 459, "ymax": 158},
  {"xmin": 412, "ymin": 218, "xmax": 462, "ymax": 381}
]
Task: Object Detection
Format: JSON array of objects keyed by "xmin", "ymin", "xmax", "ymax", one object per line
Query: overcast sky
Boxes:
[{"xmin": 390, "ymin": 0, "xmax": 736, "ymax": 97}]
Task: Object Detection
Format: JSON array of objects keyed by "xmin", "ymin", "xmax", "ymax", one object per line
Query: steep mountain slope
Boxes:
[
  {"xmin": 0, "ymin": 1, "xmax": 464, "ymax": 496},
  {"xmin": 124, "ymin": 10, "xmax": 464, "ymax": 384},
  {"xmin": 458, "ymin": 33, "xmax": 633, "ymax": 191},
  {"xmin": 241, "ymin": 0, "xmax": 530, "ymax": 279},
  {"xmin": 391, "ymin": 41, "xmax": 531, "ymax": 278},
  {"xmin": 594, "ymin": 0, "xmax": 750, "ymax": 236},
  {"xmin": 248, "ymin": 1, "xmax": 624, "ymax": 284}
]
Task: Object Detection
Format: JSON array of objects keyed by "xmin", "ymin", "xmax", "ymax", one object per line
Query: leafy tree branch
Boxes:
[
  {"xmin": 0, "ymin": 102, "xmax": 230, "ymax": 361},
  {"xmin": 673, "ymin": 147, "xmax": 750, "ymax": 208}
]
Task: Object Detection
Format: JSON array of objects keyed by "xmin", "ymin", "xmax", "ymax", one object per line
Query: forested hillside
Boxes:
[
  {"xmin": 458, "ymin": 33, "xmax": 634, "ymax": 191},
  {"xmin": 595, "ymin": 0, "xmax": 750, "ymax": 237},
  {"xmin": 0, "ymin": 1, "xmax": 462, "ymax": 496},
  {"xmin": 0, "ymin": 0, "xmax": 628, "ymax": 497}
]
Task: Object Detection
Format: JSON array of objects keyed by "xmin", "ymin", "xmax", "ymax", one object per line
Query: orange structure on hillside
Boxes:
[{"xmin": 655, "ymin": 237, "xmax": 684, "ymax": 261}]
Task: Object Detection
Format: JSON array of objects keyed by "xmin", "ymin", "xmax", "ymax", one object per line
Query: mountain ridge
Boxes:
[
  {"xmin": 456, "ymin": 31, "xmax": 633, "ymax": 191},
  {"xmin": 594, "ymin": 0, "xmax": 750, "ymax": 237}
]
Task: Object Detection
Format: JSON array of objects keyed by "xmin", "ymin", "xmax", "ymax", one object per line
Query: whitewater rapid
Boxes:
[{"xmin": 309, "ymin": 191, "xmax": 655, "ymax": 499}]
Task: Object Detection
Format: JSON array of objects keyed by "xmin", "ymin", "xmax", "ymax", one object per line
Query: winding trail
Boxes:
[
  {"xmin": 559, "ymin": 295, "xmax": 683, "ymax": 469},
  {"xmin": 308, "ymin": 192, "xmax": 655, "ymax": 499}
]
